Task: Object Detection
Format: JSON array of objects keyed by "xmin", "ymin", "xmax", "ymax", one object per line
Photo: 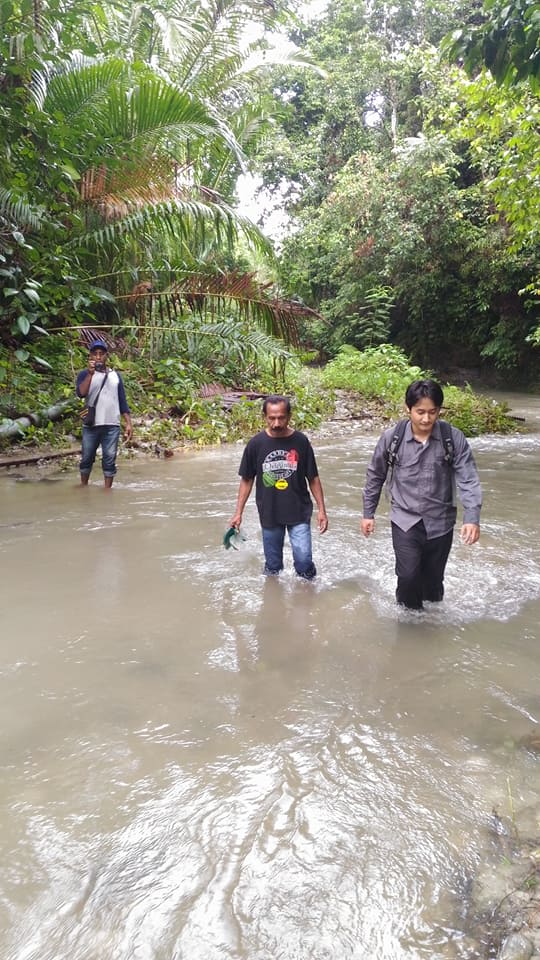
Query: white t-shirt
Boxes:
[{"xmin": 88, "ymin": 370, "xmax": 122, "ymax": 426}]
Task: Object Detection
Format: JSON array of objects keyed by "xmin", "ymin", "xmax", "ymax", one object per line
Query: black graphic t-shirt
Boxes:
[{"xmin": 239, "ymin": 430, "xmax": 319, "ymax": 528}]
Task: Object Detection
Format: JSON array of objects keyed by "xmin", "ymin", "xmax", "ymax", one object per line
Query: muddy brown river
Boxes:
[{"xmin": 1, "ymin": 393, "xmax": 539, "ymax": 959}]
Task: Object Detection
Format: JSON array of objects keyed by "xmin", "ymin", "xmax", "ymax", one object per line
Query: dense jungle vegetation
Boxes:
[{"xmin": 1, "ymin": 0, "xmax": 538, "ymax": 452}]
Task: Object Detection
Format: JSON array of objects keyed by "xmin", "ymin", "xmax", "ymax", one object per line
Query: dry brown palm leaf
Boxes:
[
  {"xmin": 164, "ymin": 271, "xmax": 321, "ymax": 345},
  {"xmin": 79, "ymin": 159, "xmax": 194, "ymax": 220}
]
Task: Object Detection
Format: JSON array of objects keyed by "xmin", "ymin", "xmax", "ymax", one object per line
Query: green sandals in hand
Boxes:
[{"xmin": 223, "ymin": 526, "xmax": 247, "ymax": 550}]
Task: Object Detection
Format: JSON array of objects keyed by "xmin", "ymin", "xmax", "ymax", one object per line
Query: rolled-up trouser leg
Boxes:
[
  {"xmin": 100, "ymin": 425, "xmax": 121, "ymax": 477},
  {"xmin": 80, "ymin": 425, "xmax": 101, "ymax": 478}
]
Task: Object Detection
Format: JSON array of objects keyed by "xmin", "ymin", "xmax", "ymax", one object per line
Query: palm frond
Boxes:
[
  {"xmin": 0, "ymin": 188, "xmax": 43, "ymax": 232},
  {"xmin": 111, "ymin": 269, "xmax": 320, "ymax": 348},
  {"xmin": 238, "ymin": 47, "xmax": 328, "ymax": 80},
  {"xmin": 180, "ymin": 319, "xmax": 293, "ymax": 361},
  {"xmin": 161, "ymin": 269, "xmax": 320, "ymax": 344},
  {"xmin": 36, "ymin": 57, "xmax": 126, "ymax": 120},
  {"xmin": 40, "ymin": 59, "xmax": 245, "ymax": 175},
  {"xmin": 74, "ymin": 188, "xmax": 273, "ymax": 260},
  {"xmin": 72, "ymin": 197, "xmax": 237, "ymax": 249}
]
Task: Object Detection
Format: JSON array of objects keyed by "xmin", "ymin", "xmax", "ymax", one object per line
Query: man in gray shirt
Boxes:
[{"xmin": 361, "ymin": 379, "xmax": 482, "ymax": 610}]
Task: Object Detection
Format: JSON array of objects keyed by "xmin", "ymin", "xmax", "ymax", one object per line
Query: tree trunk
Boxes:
[{"xmin": 0, "ymin": 399, "xmax": 75, "ymax": 440}]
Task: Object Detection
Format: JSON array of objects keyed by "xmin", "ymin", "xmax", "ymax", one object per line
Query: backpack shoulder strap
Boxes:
[
  {"xmin": 385, "ymin": 418, "xmax": 455, "ymax": 475},
  {"xmin": 385, "ymin": 418, "xmax": 408, "ymax": 477},
  {"xmin": 438, "ymin": 419, "xmax": 455, "ymax": 465}
]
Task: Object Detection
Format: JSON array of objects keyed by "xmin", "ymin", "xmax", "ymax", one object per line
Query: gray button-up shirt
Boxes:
[{"xmin": 362, "ymin": 420, "xmax": 482, "ymax": 538}]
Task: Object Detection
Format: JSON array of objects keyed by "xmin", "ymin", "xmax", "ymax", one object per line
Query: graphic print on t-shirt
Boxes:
[{"xmin": 262, "ymin": 448, "xmax": 299, "ymax": 490}]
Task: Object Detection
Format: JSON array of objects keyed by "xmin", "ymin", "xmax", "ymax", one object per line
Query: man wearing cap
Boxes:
[{"xmin": 76, "ymin": 339, "xmax": 133, "ymax": 488}]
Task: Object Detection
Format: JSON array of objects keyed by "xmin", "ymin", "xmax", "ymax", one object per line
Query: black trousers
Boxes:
[{"xmin": 391, "ymin": 521, "xmax": 454, "ymax": 610}]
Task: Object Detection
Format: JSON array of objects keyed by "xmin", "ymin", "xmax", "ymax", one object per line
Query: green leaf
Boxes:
[
  {"xmin": 93, "ymin": 287, "xmax": 117, "ymax": 301},
  {"xmin": 15, "ymin": 349, "xmax": 30, "ymax": 361},
  {"xmin": 23, "ymin": 288, "xmax": 41, "ymax": 303},
  {"xmin": 33, "ymin": 356, "xmax": 53, "ymax": 368},
  {"xmin": 16, "ymin": 316, "xmax": 31, "ymax": 335},
  {"xmin": 60, "ymin": 163, "xmax": 81, "ymax": 181}
]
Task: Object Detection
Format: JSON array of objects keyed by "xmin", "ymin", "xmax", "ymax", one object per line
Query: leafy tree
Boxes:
[
  {"xmin": 279, "ymin": 126, "xmax": 537, "ymax": 369},
  {"xmin": 255, "ymin": 0, "xmax": 471, "ymax": 210},
  {"xmin": 443, "ymin": 0, "xmax": 540, "ymax": 88},
  {"xmin": 441, "ymin": 2, "xmax": 540, "ymax": 344},
  {"xmin": 0, "ymin": 0, "xmax": 319, "ymax": 358},
  {"xmin": 250, "ymin": 1, "xmax": 540, "ymax": 373}
]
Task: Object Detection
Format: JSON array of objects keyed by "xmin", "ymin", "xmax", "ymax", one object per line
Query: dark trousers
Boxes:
[{"xmin": 391, "ymin": 521, "xmax": 453, "ymax": 610}]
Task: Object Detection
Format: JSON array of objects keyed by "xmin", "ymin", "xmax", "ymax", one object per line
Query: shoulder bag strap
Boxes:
[{"xmin": 88, "ymin": 372, "xmax": 109, "ymax": 406}]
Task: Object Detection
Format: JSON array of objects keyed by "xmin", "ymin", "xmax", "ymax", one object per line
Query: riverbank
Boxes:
[
  {"xmin": 0, "ymin": 390, "xmax": 390, "ymax": 473},
  {"xmin": 0, "ymin": 344, "xmax": 522, "ymax": 464}
]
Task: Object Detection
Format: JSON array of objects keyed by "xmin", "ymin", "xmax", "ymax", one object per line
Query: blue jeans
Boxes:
[
  {"xmin": 80, "ymin": 425, "xmax": 121, "ymax": 478},
  {"xmin": 261, "ymin": 523, "xmax": 316, "ymax": 580}
]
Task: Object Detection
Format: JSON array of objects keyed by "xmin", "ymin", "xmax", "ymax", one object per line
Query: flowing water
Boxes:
[{"xmin": 1, "ymin": 394, "xmax": 540, "ymax": 960}]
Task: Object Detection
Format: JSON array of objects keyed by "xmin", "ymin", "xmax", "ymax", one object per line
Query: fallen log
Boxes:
[
  {"xmin": 0, "ymin": 446, "xmax": 81, "ymax": 468},
  {"xmin": 0, "ymin": 399, "xmax": 76, "ymax": 440}
]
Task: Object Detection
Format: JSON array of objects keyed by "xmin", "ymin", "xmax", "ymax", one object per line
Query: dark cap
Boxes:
[{"xmin": 88, "ymin": 339, "xmax": 108, "ymax": 352}]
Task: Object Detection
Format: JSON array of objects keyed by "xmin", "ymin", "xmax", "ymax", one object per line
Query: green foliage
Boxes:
[
  {"xmin": 442, "ymin": 71, "xmax": 540, "ymax": 245},
  {"xmin": 442, "ymin": 384, "xmax": 513, "ymax": 434},
  {"xmin": 0, "ymin": 0, "xmax": 309, "ymax": 360},
  {"xmin": 309, "ymin": 283, "xmax": 395, "ymax": 357},
  {"xmin": 249, "ymin": 3, "xmax": 540, "ymax": 375},
  {"xmin": 323, "ymin": 344, "xmax": 425, "ymax": 410},
  {"xmin": 433, "ymin": 68, "xmax": 540, "ymax": 347},
  {"xmin": 322, "ymin": 343, "xmax": 515, "ymax": 433},
  {"xmin": 148, "ymin": 357, "xmax": 207, "ymax": 407},
  {"xmin": 280, "ymin": 110, "xmax": 539, "ymax": 370},
  {"xmin": 442, "ymin": 0, "xmax": 540, "ymax": 89},
  {"xmin": 0, "ymin": 339, "xmax": 74, "ymax": 418}
]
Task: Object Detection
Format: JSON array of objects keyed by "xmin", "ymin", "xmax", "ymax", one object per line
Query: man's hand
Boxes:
[
  {"xmin": 361, "ymin": 518, "xmax": 375, "ymax": 537},
  {"xmin": 460, "ymin": 523, "xmax": 480, "ymax": 545},
  {"xmin": 317, "ymin": 510, "xmax": 328, "ymax": 534},
  {"xmin": 229, "ymin": 478, "xmax": 254, "ymax": 531},
  {"xmin": 123, "ymin": 415, "xmax": 133, "ymax": 442}
]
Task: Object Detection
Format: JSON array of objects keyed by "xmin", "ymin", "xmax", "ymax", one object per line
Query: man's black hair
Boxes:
[
  {"xmin": 262, "ymin": 395, "xmax": 291, "ymax": 415},
  {"xmin": 405, "ymin": 379, "xmax": 444, "ymax": 409}
]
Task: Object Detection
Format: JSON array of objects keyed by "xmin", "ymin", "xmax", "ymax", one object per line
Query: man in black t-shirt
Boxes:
[{"xmin": 229, "ymin": 395, "xmax": 328, "ymax": 579}]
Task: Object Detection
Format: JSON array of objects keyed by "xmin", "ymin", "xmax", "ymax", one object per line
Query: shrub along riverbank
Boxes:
[{"xmin": 0, "ymin": 340, "xmax": 519, "ymax": 462}]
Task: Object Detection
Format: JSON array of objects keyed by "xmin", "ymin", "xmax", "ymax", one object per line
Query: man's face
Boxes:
[
  {"xmin": 264, "ymin": 401, "xmax": 291, "ymax": 436},
  {"xmin": 90, "ymin": 348, "xmax": 107, "ymax": 369},
  {"xmin": 408, "ymin": 399, "xmax": 440, "ymax": 438}
]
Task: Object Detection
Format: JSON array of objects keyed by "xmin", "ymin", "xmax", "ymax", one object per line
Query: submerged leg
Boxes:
[
  {"xmin": 391, "ymin": 521, "xmax": 424, "ymax": 610},
  {"xmin": 288, "ymin": 522, "xmax": 316, "ymax": 580},
  {"xmin": 420, "ymin": 529, "xmax": 453, "ymax": 602},
  {"xmin": 261, "ymin": 526, "xmax": 286, "ymax": 575}
]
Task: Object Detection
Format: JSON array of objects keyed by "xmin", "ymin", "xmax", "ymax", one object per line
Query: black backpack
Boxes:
[{"xmin": 385, "ymin": 418, "xmax": 455, "ymax": 483}]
